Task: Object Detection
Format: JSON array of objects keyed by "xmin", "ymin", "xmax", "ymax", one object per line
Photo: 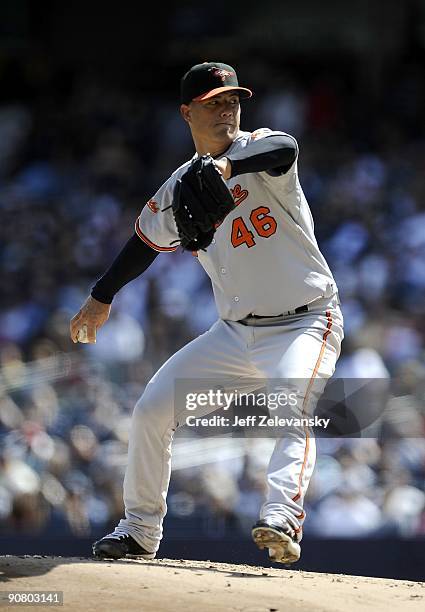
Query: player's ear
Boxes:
[{"xmin": 180, "ymin": 104, "xmax": 191, "ymax": 123}]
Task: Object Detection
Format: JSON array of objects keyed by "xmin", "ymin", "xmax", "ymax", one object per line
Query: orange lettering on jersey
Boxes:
[
  {"xmin": 231, "ymin": 184, "xmax": 249, "ymax": 207},
  {"xmin": 147, "ymin": 199, "xmax": 159, "ymax": 214},
  {"xmin": 231, "ymin": 217, "xmax": 256, "ymax": 248},
  {"xmin": 250, "ymin": 206, "xmax": 277, "ymax": 238},
  {"xmin": 231, "ymin": 206, "xmax": 278, "ymax": 249}
]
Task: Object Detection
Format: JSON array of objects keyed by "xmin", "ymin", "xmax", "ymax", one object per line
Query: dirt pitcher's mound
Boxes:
[{"xmin": 0, "ymin": 556, "xmax": 423, "ymax": 612}]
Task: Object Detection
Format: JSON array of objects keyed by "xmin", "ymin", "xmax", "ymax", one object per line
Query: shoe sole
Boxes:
[
  {"xmin": 93, "ymin": 543, "xmax": 156, "ymax": 561},
  {"xmin": 252, "ymin": 526, "xmax": 300, "ymax": 564}
]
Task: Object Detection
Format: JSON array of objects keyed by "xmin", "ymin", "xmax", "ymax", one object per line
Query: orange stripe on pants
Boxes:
[{"xmin": 292, "ymin": 310, "xmax": 332, "ymax": 503}]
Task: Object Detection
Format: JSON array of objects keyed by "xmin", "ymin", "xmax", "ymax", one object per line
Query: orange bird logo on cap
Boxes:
[{"xmin": 209, "ymin": 67, "xmax": 234, "ymax": 81}]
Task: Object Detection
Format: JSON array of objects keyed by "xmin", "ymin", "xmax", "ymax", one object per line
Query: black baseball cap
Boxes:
[{"xmin": 180, "ymin": 62, "xmax": 253, "ymax": 105}]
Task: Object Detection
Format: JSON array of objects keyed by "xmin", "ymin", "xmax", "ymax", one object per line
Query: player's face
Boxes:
[{"xmin": 181, "ymin": 92, "xmax": 241, "ymax": 149}]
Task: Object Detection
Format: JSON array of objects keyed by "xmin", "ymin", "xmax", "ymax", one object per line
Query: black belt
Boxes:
[{"xmin": 238, "ymin": 304, "xmax": 309, "ymax": 325}]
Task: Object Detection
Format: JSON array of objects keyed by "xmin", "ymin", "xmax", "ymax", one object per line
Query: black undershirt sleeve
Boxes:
[
  {"xmin": 90, "ymin": 233, "xmax": 159, "ymax": 304},
  {"xmin": 227, "ymin": 134, "xmax": 298, "ymax": 178}
]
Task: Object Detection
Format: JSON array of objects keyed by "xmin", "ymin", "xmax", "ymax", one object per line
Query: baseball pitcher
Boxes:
[{"xmin": 70, "ymin": 62, "xmax": 344, "ymax": 565}]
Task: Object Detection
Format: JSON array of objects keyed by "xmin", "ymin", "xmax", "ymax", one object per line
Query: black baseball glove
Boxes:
[{"xmin": 169, "ymin": 154, "xmax": 236, "ymax": 251}]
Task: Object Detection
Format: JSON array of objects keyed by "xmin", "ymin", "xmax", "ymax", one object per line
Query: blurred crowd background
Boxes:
[{"xmin": 0, "ymin": 0, "xmax": 425, "ymax": 547}]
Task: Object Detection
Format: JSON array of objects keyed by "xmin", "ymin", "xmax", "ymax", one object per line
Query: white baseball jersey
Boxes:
[{"xmin": 135, "ymin": 128, "xmax": 338, "ymax": 321}]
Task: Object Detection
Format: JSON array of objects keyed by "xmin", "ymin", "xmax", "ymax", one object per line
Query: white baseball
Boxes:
[{"xmin": 77, "ymin": 324, "xmax": 89, "ymax": 343}]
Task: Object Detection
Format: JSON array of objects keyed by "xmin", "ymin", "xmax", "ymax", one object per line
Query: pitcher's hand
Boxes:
[{"xmin": 70, "ymin": 296, "xmax": 111, "ymax": 344}]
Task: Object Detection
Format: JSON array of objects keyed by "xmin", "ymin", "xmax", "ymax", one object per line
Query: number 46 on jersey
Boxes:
[{"xmin": 231, "ymin": 206, "xmax": 277, "ymax": 249}]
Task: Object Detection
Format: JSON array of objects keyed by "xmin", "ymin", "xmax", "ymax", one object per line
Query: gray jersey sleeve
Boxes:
[
  {"xmin": 228, "ymin": 129, "xmax": 298, "ymax": 178},
  {"xmin": 230, "ymin": 129, "xmax": 299, "ymax": 196},
  {"xmin": 136, "ymin": 176, "xmax": 180, "ymax": 252},
  {"xmin": 135, "ymin": 159, "xmax": 199, "ymax": 252}
]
